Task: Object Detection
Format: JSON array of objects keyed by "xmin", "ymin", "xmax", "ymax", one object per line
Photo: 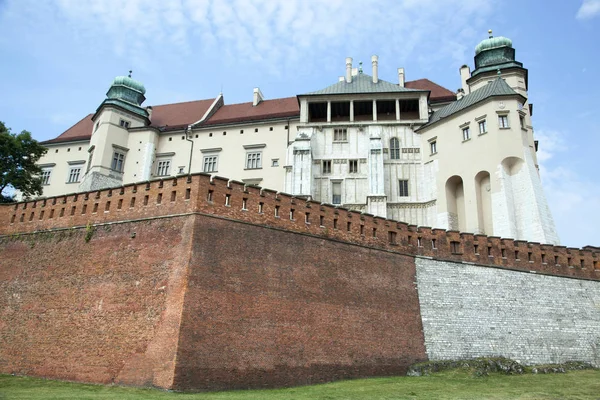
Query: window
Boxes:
[
  {"xmin": 462, "ymin": 127, "xmax": 471, "ymax": 141},
  {"xmin": 119, "ymin": 119, "xmax": 130, "ymax": 128},
  {"xmin": 67, "ymin": 167, "xmax": 81, "ymax": 183},
  {"xmin": 156, "ymin": 160, "xmax": 171, "ymax": 176},
  {"xmin": 334, "ymin": 128, "xmax": 347, "ymax": 142},
  {"xmin": 178, "ymin": 166, "xmax": 185, "ymax": 174},
  {"xmin": 398, "ymin": 179, "xmax": 409, "ymax": 197},
  {"xmin": 498, "ymin": 115, "xmax": 509, "ymax": 128},
  {"xmin": 41, "ymin": 168, "xmax": 52, "ymax": 185},
  {"xmin": 430, "ymin": 140, "xmax": 437, "ymax": 154},
  {"xmin": 519, "ymin": 115, "xmax": 526, "ymax": 129},
  {"xmin": 322, "ymin": 160, "xmax": 332, "ymax": 174},
  {"xmin": 390, "ymin": 137, "xmax": 400, "ymax": 159},
  {"xmin": 112, "ymin": 151, "xmax": 125, "ymax": 172},
  {"xmin": 332, "ymin": 181, "xmax": 342, "ymax": 205},
  {"xmin": 203, "ymin": 156, "xmax": 218, "ymax": 172},
  {"xmin": 478, "ymin": 120, "xmax": 487, "ymax": 134},
  {"xmin": 349, "ymin": 159, "xmax": 358, "ymax": 173},
  {"xmin": 246, "ymin": 152, "xmax": 262, "ymax": 169},
  {"xmin": 271, "ymin": 159, "xmax": 279, "ymax": 167}
]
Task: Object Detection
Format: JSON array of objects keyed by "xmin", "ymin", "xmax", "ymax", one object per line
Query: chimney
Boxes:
[
  {"xmin": 456, "ymin": 88, "xmax": 465, "ymax": 100},
  {"xmin": 253, "ymin": 87, "xmax": 264, "ymax": 106},
  {"xmin": 398, "ymin": 68, "xmax": 405, "ymax": 87},
  {"xmin": 371, "ymin": 55, "xmax": 379, "ymax": 83},
  {"xmin": 345, "ymin": 57, "xmax": 353, "ymax": 83},
  {"xmin": 459, "ymin": 65, "xmax": 471, "ymax": 94},
  {"xmin": 339, "ymin": 76, "xmax": 345, "ymax": 82}
]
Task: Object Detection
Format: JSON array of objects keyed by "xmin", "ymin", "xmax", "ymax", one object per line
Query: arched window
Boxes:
[{"xmin": 390, "ymin": 137, "xmax": 400, "ymax": 159}]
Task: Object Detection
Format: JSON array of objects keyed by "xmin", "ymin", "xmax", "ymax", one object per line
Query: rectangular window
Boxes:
[
  {"xmin": 333, "ymin": 128, "xmax": 347, "ymax": 142},
  {"xmin": 430, "ymin": 140, "xmax": 437, "ymax": 154},
  {"xmin": 498, "ymin": 115, "xmax": 509, "ymax": 128},
  {"xmin": 322, "ymin": 160, "xmax": 332, "ymax": 174},
  {"xmin": 520, "ymin": 115, "xmax": 526, "ymax": 129},
  {"xmin": 478, "ymin": 120, "xmax": 487, "ymax": 134},
  {"xmin": 203, "ymin": 156, "xmax": 218, "ymax": 172},
  {"xmin": 67, "ymin": 167, "xmax": 81, "ymax": 183},
  {"xmin": 156, "ymin": 160, "xmax": 171, "ymax": 176},
  {"xmin": 332, "ymin": 181, "xmax": 341, "ymax": 205},
  {"xmin": 41, "ymin": 168, "xmax": 52, "ymax": 185},
  {"xmin": 271, "ymin": 159, "xmax": 279, "ymax": 167},
  {"xmin": 112, "ymin": 151, "xmax": 125, "ymax": 172},
  {"xmin": 119, "ymin": 119, "xmax": 130, "ymax": 128},
  {"xmin": 349, "ymin": 159, "xmax": 358, "ymax": 173},
  {"xmin": 462, "ymin": 127, "xmax": 471, "ymax": 141},
  {"xmin": 246, "ymin": 152, "xmax": 262, "ymax": 169},
  {"xmin": 398, "ymin": 179, "xmax": 409, "ymax": 197}
]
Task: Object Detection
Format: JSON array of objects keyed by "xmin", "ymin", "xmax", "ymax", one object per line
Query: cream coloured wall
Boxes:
[{"xmin": 36, "ymin": 141, "xmax": 90, "ymax": 198}]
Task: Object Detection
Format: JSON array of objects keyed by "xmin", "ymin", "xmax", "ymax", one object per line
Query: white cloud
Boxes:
[
  {"xmin": 2, "ymin": 0, "xmax": 493, "ymax": 76},
  {"xmin": 576, "ymin": 0, "xmax": 600, "ymax": 19},
  {"xmin": 536, "ymin": 129, "xmax": 600, "ymax": 247}
]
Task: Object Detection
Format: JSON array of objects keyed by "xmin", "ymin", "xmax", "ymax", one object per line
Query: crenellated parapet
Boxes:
[{"xmin": 1, "ymin": 173, "xmax": 598, "ymax": 280}]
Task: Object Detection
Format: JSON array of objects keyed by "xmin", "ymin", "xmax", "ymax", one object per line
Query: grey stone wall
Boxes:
[{"xmin": 415, "ymin": 258, "xmax": 600, "ymax": 366}]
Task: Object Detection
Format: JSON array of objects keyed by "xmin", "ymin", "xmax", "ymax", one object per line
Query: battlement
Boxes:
[{"xmin": 1, "ymin": 173, "xmax": 598, "ymax": 280}]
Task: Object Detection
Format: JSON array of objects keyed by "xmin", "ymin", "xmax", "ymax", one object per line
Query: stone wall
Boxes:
[{"xmin": 415, "ymin": 257, "xmax": 600, "ymax": 366}]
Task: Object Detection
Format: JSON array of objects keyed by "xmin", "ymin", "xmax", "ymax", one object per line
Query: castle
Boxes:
[
  {"xmin": 35, "ymin": 31, "xmax": 559, "ymax": 245},
  {"xmin": 2, "ymin": 32, "xmax": 593, "ymax": 392}
]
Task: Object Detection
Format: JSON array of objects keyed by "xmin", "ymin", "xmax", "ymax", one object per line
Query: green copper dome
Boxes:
[
  {"xmin": 111, "ymin": 75, "xmax": 146, "ymax": 95},
  {"xmin": 475, "ymin": 31, "xmax": 513, "ymax": 55}
]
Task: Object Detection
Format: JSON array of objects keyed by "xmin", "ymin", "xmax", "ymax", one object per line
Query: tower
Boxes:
[{"xmin": 79, "ymin": 74, "xmax": 150, "ymax": 191}]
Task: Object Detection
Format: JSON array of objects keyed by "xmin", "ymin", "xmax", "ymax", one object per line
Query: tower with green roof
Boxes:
[{"xmin": 79, "ymin": 73, "xmax": 152, "ymax": 192}]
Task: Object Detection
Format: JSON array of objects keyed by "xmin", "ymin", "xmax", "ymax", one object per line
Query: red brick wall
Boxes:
[
  {"xmin": 0, "ymin": 216, "xmax": 194, "ymax": 388},
  {"xmin": 172, "ymin": 215, "xmax": 427, "ymax": 391}
]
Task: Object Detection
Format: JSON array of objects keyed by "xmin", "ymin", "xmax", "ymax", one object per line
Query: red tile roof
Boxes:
[
  {"xmin": 42, "ymin": 81, "xmax": 454, "ymax": 145},
  {"xmin": 204, "ymin": 97, "xmax": 299, "ymax": 126},
  {"xmin": 405, "ymin": 79, "xmax": 456, "ymax": 103}
]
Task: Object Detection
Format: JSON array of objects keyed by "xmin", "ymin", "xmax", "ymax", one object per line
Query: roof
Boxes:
[
  {"xmin": 304, "ymin": 73, "xmax": 424, "ymax": 96},
  {"xmin": 204, "ymin": 97, "xmax": 299, "ymax": 126},
  {"xmin": 420, "ymin": 77, "xmax": 522, "ymax": 130},
  {"xmin": 405, "ymin": 79, "xmax": 456, "ymax": 103},
  {"xmin": 150, "ymin": 99, "xmax": 215, "ymax": 130},
  {"xmin": 42, "ymin": 114, "xmax": 94, "ymax": 145}
]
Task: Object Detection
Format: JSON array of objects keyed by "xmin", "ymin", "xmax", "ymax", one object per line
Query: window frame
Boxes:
[
  {"xmin": 390, "ymin": 137, "xmax": 400, "ymax": 159},
  {"xmin": 322, "ymin": 160, "xmax": 332, "ymax": 174},
  {"xmin": 41, "ymin": 168, "xmax": 52, "ymax": 185},
  {"xmin": 333, "ymin": 128, "xmax": 348, "ymax": 142},
  {"xmin": 430, "ymin": 140, "xmax": 437, "ymax": 155},
  {"xmin": 398, "ymin": 179, "xmax": 409, "ymax": 197},
  {"xmin": 348, "ymin": 159, "xmax": 358, "ymax": 173},
  {"xmin": 156, "ymin": 159, "xmax": 171, "ymax": 176},
  {"xmin": 246, "ymin": 151, "xmax": 262, "ymax": 170},
  {"xmin": 67, "ymin": 166, "xmax": 82, "ymax": 184},
  {"xmin": 111, "ymin": 151, "xmax": 126, "ymax": 172},
  {"xmin": 203, "ymin": 155, "xmax": 218, "ymax": 173},
  {"xmin": 498, "ymin": 114, "xmax": 509, "ymax": 129},
  {"xmin": 462, "ymin": 127, "xmax": 471, "ymax": 141},
  {"xmin": 478, "ymin": 120, "xmax": 487, "ymax": 135},
  {"xmin": 119, "ymin": 119, "xmax": 131, "ymax": 129},
  {"xmin": 331, "ymin": 181, "xmax": 342, "ymax": 205}
]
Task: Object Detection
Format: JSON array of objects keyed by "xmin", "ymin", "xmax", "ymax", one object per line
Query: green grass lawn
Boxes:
[{"xmin": 1, "ymin": 370, "xmax": 599, "ymax": 400}]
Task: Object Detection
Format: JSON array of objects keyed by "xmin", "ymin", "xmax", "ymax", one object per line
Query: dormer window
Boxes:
[{"xmin": 119, "ymin": 119, "xmax": 131, "ymax": 129}]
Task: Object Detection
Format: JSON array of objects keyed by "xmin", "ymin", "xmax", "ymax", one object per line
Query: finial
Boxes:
[
  {"xmin": 488, "ymin": 29, "xmax": 493, "ymax": 38},
  {"xmin": 359, "ymin": 61, "xmax": 363, "ymax": 74},
  {"xmin": 128, "ymin": 70, "xmax": 132, "ymax": 78}
]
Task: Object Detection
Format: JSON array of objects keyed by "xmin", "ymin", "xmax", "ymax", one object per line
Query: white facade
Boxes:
[{"xmin": 34, "ymin": 33, "xmax": 559, "ymax": 244}]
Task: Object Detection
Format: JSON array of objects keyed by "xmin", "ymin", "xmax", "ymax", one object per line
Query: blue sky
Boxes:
[{"xmin": 0, "ymin": 0, "xmax": 598, "ymax": 248}]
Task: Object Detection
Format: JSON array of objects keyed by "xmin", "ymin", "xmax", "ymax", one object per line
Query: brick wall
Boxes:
[
  {"xmin": 173, "ymin": 215, "xmax": 426, "ymax": 390},
  {"xmin": 1, "ymin": 173, "xmax": 597, "ymax": 281},
  {"xmin": 0, "ymin": 216, "xmax": 194, "ymax": 388}
]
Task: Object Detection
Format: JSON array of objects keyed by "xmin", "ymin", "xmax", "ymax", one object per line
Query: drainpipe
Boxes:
[{"xmin": 185, "ymin": 125, "xmax": 194, "ymax": 175}]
